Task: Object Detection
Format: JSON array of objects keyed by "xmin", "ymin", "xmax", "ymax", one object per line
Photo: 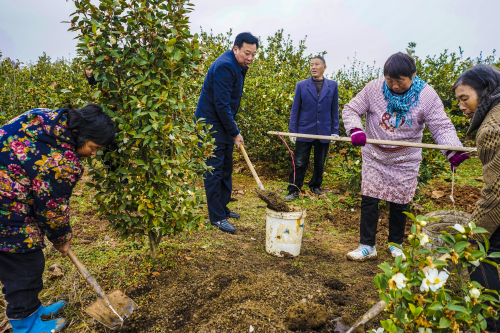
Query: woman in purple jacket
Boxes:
[{"xmin": 0, "ymin": 104, "xmax": 114, "ymax": 332}]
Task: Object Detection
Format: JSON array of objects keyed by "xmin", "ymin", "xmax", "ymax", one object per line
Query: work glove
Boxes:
[
  {"xmin": 290, "ymin": 136, "xmax": 297, "ymax": 144},
  {"xmin": 331, "ymin": 134, "xmax": 339, "ymax": 145},
  {"xmin": 446, "ymin": 150, "xmax": 470, "ymax": 173},
  {"xmin": 350, "ymin": 128, "xmax": 366, "ymax": 147}
]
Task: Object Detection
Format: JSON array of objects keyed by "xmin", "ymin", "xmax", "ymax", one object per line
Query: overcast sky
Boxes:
[{"xmin": 1, "ymin": 0, "xmax": 499, "ymax": 73}]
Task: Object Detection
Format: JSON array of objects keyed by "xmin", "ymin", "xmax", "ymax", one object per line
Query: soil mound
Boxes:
[
  {"xmin": 340, "ymin": 314, "xmax": 365, "ymax": 333},
  {"xmin": 422, "ymin": 184, "xmax": 481, "ymax": 214},
  {"xmin": 285, "ymin": 302, "xmax": 328, "ymax": 331},
  {"xmin": 324, "ymin": 278, "xmax": 345, "ymax": 291},
  {"xmin": 255, "ymin": 189, "xmax": 292, "ymax": 212}
]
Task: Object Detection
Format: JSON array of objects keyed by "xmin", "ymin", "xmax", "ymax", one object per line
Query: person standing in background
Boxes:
[{"xmin": 284, "ymin": 56, "xmax": 339, "ymax": 201}]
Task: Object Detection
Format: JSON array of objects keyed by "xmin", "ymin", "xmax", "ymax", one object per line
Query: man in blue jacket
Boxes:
[
  {"xmin": 284, "ymin": 56, "xmax": 339, "ymax": 201},
  {"xmin": 195, "ymin": 32, "xmax": 258, "ymax": 233}
]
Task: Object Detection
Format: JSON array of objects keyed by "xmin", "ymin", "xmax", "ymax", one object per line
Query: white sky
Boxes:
[{"xmin": 1, "ymin": 0, "xmax": 499, "ymax": 73}]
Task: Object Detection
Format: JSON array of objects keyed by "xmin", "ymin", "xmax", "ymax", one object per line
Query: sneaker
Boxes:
[
  {"xmin": 310, "ymin": 187, "xmax": 324, "ymax": 195},
  {"xmin": 346, "ymin": 244, "xmax": 377, "ymax": 261},
  {"xmin": 284, "ymin": 192, "xmax": 299, "ymax": 202},
  {"xmin": 226, "ymin": 211, "xmax": 240, "ymax": 219},
  {"xmin": 211, "ymin": 219, "xmax": 236, "ymax": 234},
  {"xmin": 388, "ymin": 244, "xmax": 406, "ymax": 261}
]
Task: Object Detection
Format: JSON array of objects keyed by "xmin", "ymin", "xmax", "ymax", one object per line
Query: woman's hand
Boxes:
[
  {"xmin": 350, "ymin": 128, "xmax": 366, "ymax": 147},
  {"xmin": 53, "ymin": 239, "xmax": 72, "ymax": 257},
  {"xmin": 447, "ymin": 151, "xmax": 470, "ymax": 172}
]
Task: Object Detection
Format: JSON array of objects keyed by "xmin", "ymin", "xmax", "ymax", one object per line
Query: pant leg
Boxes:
[
  {"xmin": 287, "ymin": 141, "xmax": 313, "ymax": 194},
  {"xmin": 469, "ymin": 227, "xmax": 500, "ymax": 332},
  {"xmin": 0, "ymin": 250, "xmax": 45, "ymax": 319},
  {"xmin": 308, "ymin": 139, "xmax": 330, "ymax": 189},
  {"xmin": 104, "ymin": 142, "xmax": 119, "ymax": 174},
  {"xmin": 387, "ymin": 202, "xmax": 408, "ymax": 245},
  {"xmin": 203, "ymin": 142, "xmax": 227, "ymax": 223},
  {"xmin": 359, "ymin": 195, "xmax": 379, "ymax": 247},
  {"xmin": 222, "ymin": 143, "xmax": 234, "ymax": 216}
]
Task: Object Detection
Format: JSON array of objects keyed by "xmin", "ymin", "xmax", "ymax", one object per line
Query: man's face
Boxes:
[
  {"xmin": 233, "ymin": 42, "xmax": 257, "ymax": 67},
  {"xmin": 310, "ymin": 59, "xmax": 326, "ymax": 78}
]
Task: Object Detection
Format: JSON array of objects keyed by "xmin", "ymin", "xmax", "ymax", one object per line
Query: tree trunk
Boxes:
[{"xmin": 148, "ymin": 231, "xmax": 162, "ymax": 259}]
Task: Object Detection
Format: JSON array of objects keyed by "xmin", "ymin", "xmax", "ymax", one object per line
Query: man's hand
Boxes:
[
  {"xmin": 290, "ymin": 136, "xmax": 296, "ymax": 144},
  {"xmin": 234, "ymin": 134, "xmax": 244, "ymax": 147},
  {"xmin": 53, "ymin": 239, "xmax": 72, "ymax": 257},
  {"xmin": 331, "ymin": 134, "xmax": 339, "ymax": 145}
]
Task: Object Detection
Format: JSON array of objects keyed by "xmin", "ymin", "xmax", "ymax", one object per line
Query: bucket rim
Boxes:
[{"xmin": 265, "ymin": 206, "xmax": 306, "ymax": 219}]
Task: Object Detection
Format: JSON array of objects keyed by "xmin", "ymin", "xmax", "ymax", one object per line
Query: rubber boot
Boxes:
[
  {"xmin": 9, "ymin": 307, "xmax": 66, "ymax": 333},
  {"xmin": 39, "ymin": 300, "xmax": 66, "ymax": 316}
]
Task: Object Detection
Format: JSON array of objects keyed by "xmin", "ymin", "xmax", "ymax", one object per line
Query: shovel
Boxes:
[
  {"xmin": 332, "ymin": 253, "xmax": 451, "ymax": 333},
  {"xmin": 239, "ymin": 144, "xmax": 265, "ymax": 190},
  {"xmin": 68, "ymin": 249, "xmax": 138, "ymax": 329}
]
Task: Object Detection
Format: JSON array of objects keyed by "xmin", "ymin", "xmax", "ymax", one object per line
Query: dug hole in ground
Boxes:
[{"xmin": 0, "ymin": 157, "xmax": 484, "ymax": 332}]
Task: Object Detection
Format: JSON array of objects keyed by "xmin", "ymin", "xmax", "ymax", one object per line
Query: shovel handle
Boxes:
[
  {"xmin": 67, "ymin": 249, "xmax": 109, "ymax": 301},
  {"xmin": 239, "ymin": 144, "xmax": 264, "ymax": 190}
]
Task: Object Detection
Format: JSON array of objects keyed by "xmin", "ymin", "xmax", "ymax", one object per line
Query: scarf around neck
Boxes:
[
  {"xmin": 467, "ymin": 85, "xmax": 500, "ymax": 135},
  {"xmin": 383, "ymin": 76, "xmax": 426, "ymax": 129}
]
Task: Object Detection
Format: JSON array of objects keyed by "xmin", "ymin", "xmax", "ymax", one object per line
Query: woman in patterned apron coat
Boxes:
[{"xmin": 342, "ymin": 52, "xmax": 468, "ymax": 262}]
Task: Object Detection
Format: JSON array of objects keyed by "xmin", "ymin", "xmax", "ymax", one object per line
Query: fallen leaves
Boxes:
[
  {"xmin": 49, "ymin": 264, "xmax": 64, "ymax": 280},
  {"xmin": 431, "ymin": 190, "xmax": 445, "ymax": 199}
]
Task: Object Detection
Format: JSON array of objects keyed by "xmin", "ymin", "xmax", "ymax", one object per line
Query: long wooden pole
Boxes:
[
  {"xmin": 267, "ymin": 131, "xmax": 476, "ymax": 153},
  {"xmin": 239, "ymin": 144, "xmax": 265, "ymax": 190}
]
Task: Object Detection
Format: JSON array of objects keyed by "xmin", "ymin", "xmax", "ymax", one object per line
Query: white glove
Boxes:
[
  {"xmin": 290, "ymin": 136, "xmax": 296, "ymax": 144},
  {"xmin": 331, "ymin": 134, "xmax": 339, "ymax": 144}
]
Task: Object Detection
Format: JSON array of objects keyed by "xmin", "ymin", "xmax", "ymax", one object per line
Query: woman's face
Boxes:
[
  {"xmin": 76, "ymin": 140, "xmax": 104, "ymax": 158},
  {"xmin": 385, "ymin": 74, "xmax": 415, "ymax": 94},
  {"xmin": 455, "ymin": 85, "xmax": 479, "ymax": 119}
]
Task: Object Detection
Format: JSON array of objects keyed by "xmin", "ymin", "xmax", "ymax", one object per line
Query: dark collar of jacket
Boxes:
[
  {"xmin": 306, "ymin": 77, "xmax": 333, "ymax": 102},
  {"xmin": 226, "ymin": 49, "xmax": 249, "ymax": 77}
]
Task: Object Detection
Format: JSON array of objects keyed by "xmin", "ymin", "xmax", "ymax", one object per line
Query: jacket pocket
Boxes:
[{"xmin": 299, "ymin": 121, "xmax": 308, "ymax": 126}]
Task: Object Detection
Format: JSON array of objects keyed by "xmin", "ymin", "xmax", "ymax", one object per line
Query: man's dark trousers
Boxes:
[
  {"xmin": 469, "ymin": 227, "xmax": 500, "ymax": 332},
  {"xmin": 0, "ymin": 250, "xmax": 45, "ymax": 319},
  {"xmin": 204, "ymin": 142, "xmax": 233, "ymax": 222},
  {"xmin": 287, "ymin": 139, "xmax": 329, "ymax": 193}
]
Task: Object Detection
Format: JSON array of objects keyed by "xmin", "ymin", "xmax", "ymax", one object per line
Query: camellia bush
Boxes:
[
  {"xmin": 372, "ymin": 213, "xmax": 500, "ymax": 333},
  {"xmin": 69, "ymin": 0, "xmax": 214, "ymax": 258}
]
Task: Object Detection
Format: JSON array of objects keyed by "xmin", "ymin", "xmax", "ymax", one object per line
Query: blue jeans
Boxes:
[{"xmin": 203, "ymin": 141, "xmax": 233, "ymax": 222}]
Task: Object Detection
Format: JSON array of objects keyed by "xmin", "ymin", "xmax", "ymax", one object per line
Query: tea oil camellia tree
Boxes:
[{"xmin": 69, "ymin": 0, "xmax": 214, "ymax": 258}]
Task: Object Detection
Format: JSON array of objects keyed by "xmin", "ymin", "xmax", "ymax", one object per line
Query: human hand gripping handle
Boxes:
[
  {"xmin": 446, "ymin": 150, "xmax": 470, "ymax": 173},
  {"xmin": 234, "ymin": 134, "xmax": 244, "ymax": 147},
  {"xmin": 350, "ymin": 128, "xmax": 366, "ymax": 147},
  {"xmin": 53, "ymin": 239, "xmax": 72, "ymax": 257}
]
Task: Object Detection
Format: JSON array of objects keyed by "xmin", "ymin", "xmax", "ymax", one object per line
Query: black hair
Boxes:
[
  {"xmin": 234, "ymin": 32, "xmax": 259, "ymax": 49},
  {"xmin": 312, "ymin": 56, "xmax": 326, "ymax": 65},
  {"xmin": 383, "ymin": 52, "xmax": 417, "ymax": 79},
  {"xmin": 67, "ymin": 103, "xmax": 115, "ymax": 149},
  {"xmin": 453, "ymin": 64, "xmax": 500, "ymax": 102}
]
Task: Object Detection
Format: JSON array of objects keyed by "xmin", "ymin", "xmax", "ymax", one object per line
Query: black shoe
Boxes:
[
  {"xmin": 229, "ymin": 198, "xmax": 238, "ymax": 202},
  {"xmin": 227, "ymin": 211, "xmax": 240, "ymax": 219},
  {"xmin": 284, "ymin": 192, "xmax": 299, "ymax": 202},
  {"xmin": 211, "ymin": 219, "xmax": 236, "ymax": 234},
  {"xmin": 311, "ymin": 187, "xmax": 324, "ymax": 195}
]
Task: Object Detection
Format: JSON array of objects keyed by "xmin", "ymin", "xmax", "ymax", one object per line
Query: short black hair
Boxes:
[
  {"xmin": 67, "ymin": 103, "xmax": 115, "ymax": 149},
  {"xmin": 383, "ymin": 52, "xmax": 417, "ymax": 79},
  {"xmin": 234, "ymin": 32, "xmax": 259, "ymax": 49},
  {"xmin": 312, "ymin": 56, "xmax": 326, "ymax": 65},
  {"xmin": 453, "ymin": 64, "xmax": 500, "ymax": 102}
]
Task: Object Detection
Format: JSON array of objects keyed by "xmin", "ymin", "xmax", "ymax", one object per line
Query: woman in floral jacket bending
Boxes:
[{"xmin": 0, "ymin": 104, "xmax": 115, "ymax": 333}]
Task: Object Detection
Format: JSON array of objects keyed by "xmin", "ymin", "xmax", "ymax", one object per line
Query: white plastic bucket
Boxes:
[
  {"xmin": 422, "ymin": 210, "xmax": 472, "ymax": 255},
  {"xmin": 265, "ymin": 206, "xmax": 306, "ymax": 257}
]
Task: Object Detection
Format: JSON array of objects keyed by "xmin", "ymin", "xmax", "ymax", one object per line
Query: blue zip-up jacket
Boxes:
[
  {"xmin": 195, "ymin": 50, "xmax": 248, "ymax": 144},
  {"xmin": 0, "ymin": 109, "xmax": 83, "ymax": 253}
]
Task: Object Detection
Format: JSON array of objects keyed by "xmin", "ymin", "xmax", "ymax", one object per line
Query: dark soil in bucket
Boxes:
[
  {"xmin": 255, "ymin": 189, "xmax": 292, "ymax": 212},
  {"xmin": 285, "ymin": 302, "xmax": 328, "ymax": 331}
]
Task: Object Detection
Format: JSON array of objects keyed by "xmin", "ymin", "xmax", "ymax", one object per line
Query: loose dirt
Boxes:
[
  {"xmin": 285, "ymin": 302, "xmax": 328, "ymax": 331},
  {"xmin": 255, "ymin": 189, "xmax": 292, "ymax": 212},
  {"xmin": 419, "ymin": 183, "xmax": 482, "ymax": 214}
]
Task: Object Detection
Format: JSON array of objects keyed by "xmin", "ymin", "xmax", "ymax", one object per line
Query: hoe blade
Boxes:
[{"xmin": 85, "ymin": 290, "xmax": 138, "ymax": 330}]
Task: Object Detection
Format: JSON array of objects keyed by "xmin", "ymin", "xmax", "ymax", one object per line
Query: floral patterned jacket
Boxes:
[{"xmin": 0, "ymin": 108, "xmax": 83, "ymax": 253}]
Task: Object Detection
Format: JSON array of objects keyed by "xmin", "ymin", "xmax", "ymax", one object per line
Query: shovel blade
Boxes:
[
  {"xmin": 332, "ymin": 317, "xmax": 348, "ymax": 333},
  {"xmin": 85, "ymin": 290, "xmax": 138, "ymax": 330}
]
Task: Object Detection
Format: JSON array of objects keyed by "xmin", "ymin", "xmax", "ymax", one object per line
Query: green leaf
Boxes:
[
  {"xmin": 378, "ymin": 262, "xmax": 393, "ymax": 276},
  {"xmin": 454, "ymin": 241, "xmax": 470, "ymax": 253},
  {"xmin": 439, "ymin": 317, "xmax": 451, "ymax": 328},
  {"xmin": 428, "ymin": 302, "xmax": 443, "ymax": 311},
  {"xmin": 409, "ymin": 303, "xmax": 415, "ymax": 314},
  {"xmin": 488, "ymin": 252, "xmax": 500, "ymax": 258},
  {"xmin": 96, "ymin": 55, "xmax": 106, "ymax": 62},
  {"xmin": 446, "ymin": 304, "xmax": 468, "ymax": 313},
  {"xmin": 167, "ymin": 38, "xmax": 177, "ymax": 46}
]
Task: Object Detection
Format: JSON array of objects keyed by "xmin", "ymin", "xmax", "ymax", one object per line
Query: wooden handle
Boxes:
[
  {"xmin": 267, "ymin": 131, "xmax": 476, "ymax": 153},
  {"xmin": 67, "ymin": 249, "xmax": 109, "ymax": 300},
  {"xmin": 239, "ymin": 144, "xmax": 264, "ymax": 190}
]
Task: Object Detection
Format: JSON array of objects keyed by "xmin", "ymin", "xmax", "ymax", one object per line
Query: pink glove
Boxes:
[
  {"xmin": 446, "ymin": 151, "xmax": 470, "ymax": 173},
  {"xmin": 350, "ymin": 128, "xmax": 366, "ymax": 147}
]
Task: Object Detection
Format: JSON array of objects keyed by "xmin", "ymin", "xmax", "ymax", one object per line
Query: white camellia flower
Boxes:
[
  {"xmin": 452, "ymin": 224, "xmax": 466, "ymax": 233},
  {"xmin": 109, "ymin": 35, "xmax": 117, "ymax": 44},
  {"xmin": 372, "ymin": 328, "xmax": 384, "ymax": 333},
  {"xmin": 420, "ymin": 221, "xmax": 427, "ymax": 227},
  {"xmin": 470, "ymin": 288, "xmax": 481, "ymax": 299},
  {"xmin": 418, "ymin": 328, "xmax": 432, "ymax": 333},
  {"xmin": 420, "ymin": 268, "xmax": 449, "ymax": 292},
  {"xmin": 464, "ymin": 295, "xmax": 471, "ymax": 303},
  {"xmin": 392, "ymin": 272, "xmax": 408, "ymax": 289},
  {"xmin": 95, "ymin": 28, "xmax": 102, "ymax": 36},
  {"xmin": 420, "ymin": 234, "xmax": 430, "ymax": 246},
  {"xmin": 470, "ymin": 259, "xmax": 480, "ymax": 267}
]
